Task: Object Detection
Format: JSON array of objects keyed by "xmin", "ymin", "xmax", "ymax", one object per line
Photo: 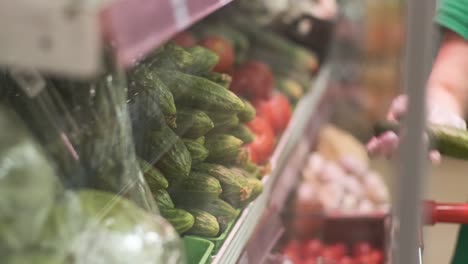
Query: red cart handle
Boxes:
[{"xmin": 424, "ymin": 200, "xmax": 468, "ymax": 225}]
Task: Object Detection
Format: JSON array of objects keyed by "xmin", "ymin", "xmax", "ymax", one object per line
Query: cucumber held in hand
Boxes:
[
  {"xmin": 374, "ymin": 121, "xmax": 468, "ymax": 160},
  {"xmin": 185, "ymin": 209, "xmax": 220, "ymax": 237},
  {"xmin": 156, "ymin": 69, "xmax": 244, "ymax": 112},
  {"xmin": 183, "ymin": 138, "xmax": 209, "ymax": 165}
]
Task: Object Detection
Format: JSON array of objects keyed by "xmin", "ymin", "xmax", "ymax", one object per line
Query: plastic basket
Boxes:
[{"xmin": 184, "ymin": 236, "xmax": 214, "ymax": 264}]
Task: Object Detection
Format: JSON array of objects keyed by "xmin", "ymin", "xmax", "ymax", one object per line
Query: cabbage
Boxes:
[
  {"xmin": 38, "ymin": 190, "xmax": 184, "ymax": 264},
  {"xmin": 0, "ymin": 105, "xmax": 60, "ymax": 251}
]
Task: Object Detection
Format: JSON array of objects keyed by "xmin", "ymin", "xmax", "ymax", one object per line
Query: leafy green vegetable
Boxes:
[{"xmin": 0, "ymin": 104, "xmax": 60, "ymax": 251}]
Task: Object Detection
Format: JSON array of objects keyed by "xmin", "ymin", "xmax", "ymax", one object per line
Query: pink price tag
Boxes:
[
  {"xmin": 102, "ymin": 0, "xmax": 233, "ymax": 68},
  {"xmin": 102, "ymin": 0, "xmax": 177, "ymax": 67}
]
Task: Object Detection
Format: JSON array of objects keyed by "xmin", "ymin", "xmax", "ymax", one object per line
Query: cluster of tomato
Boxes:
[
  {"xmin": 282, "ymin": 239, "xmax": 384, "ymax": 264},
  {"xmin": 173, "ymin": 32, "xmax": 293, "ymax": 165}
]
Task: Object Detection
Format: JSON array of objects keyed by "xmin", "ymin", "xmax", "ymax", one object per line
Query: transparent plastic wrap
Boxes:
[
  {"xmin": 3, "ymin": 56, "xmax": 156, "ymax": 211},
  {"xmin": 0, "ymin": 54, "xmax": 185, "ymax": 263}
]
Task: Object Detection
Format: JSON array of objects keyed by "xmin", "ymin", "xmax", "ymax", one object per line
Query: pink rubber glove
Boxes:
[{"xmin": 367, "ymin": 94, "xmax": 466, "ymax": 164}]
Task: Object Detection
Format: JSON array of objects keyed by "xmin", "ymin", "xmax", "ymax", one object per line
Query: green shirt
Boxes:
[{"xmin": 436, "ymin": 0, "xmax": 468, "ymax": 40}]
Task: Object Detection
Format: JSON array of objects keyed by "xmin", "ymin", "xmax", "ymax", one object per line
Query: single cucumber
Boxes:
[
  {"xmin": 183, "ymin": 138, "xmax": 209, "ymax": 165},
  {"xmin": 194, "ymin": 136, "xmax": 205, "ymax": 145},
  {"xmin": 186, "ymin": 209, "xmax": 220, "ymax": 237},
  {"xmin": 138, "ymin": 158, "xmax": 169, "ymax": 190},
  {"xmin": 277, "ymin": 78, "xmax": 304, "ymax": 103},
  {"xmin": 152, "ymin": 125, "xmax": 192, "ymax": 178},
  {"xmin": 160, "ymin": 208, "xmax": 195, "ymax": 235},
  {"xmin": 153, "ymin": 189, "xmax": 174, "ymax": 209},
  {"xmin": 169, "ymin": 172, "xmax": 222, "ymax": 205},
  {"xmin": 146, "ymin": 44, "xmax": 194, "ymax": 71},
  {"xmin": 375, "ymin": 121, "xmax": 468, "ymax": 160},
  {"xmin": 204, "ymin": 134, "xmax": 244, "ymax": 164},
  {"xmin": 128, "ymin": 68, "xmax": 177, "ymax": 127},
  {"xmin": 191, "ymin": 199, "xmax": 239, "ymax": 231},
  {"xmin": 156, "ymin": 70, "xmax": 244, "ymax": 112},
  {"xmin": 237, "ymin": 98, "xmax": 256, "ymax": 122},
  {"xmin": 230, "ymin": 125, "xmax": 254, "ymax": 144},
  {"xmin": 230, "ymin": 166, "xmax": 257, "ymax": 179},
  {"xmin": 241, "ymin": 177, "xmax": 263, "ymax": 207},
  {"xmin": 180, "ymin": 199, "xmax": 238, "ymax": 228},
  {"xmin": 199, "ymin": 199, "xmax": 238, "ymax": 219},
  {"xmin": 184, "ymin": 46, "xmax": 219, "ymax": 75},
  {"xmin": 174, "ymin": 108, "xmax": 214, "ymax": 139},
  {"xmin": 243, "ymin": 160, "xmax": 262, "ymax": 179},
  {"xmin": 206, "ymin": 112, "xmax": 239, "ymax": 133},
  {"xmin": 194, "ymin": 163, "xmax": 254, "ymax": 208},
  {"xmin": 202, "ymin": 72, "xmax": 232, "ymax": 89}
]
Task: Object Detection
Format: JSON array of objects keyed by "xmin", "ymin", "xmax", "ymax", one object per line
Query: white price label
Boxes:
[{"xmin": 0, "ymin": 0, "xmax": 101, "ymax": 77}]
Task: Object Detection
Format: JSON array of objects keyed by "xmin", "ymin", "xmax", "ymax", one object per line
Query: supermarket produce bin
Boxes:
[{"xmin": 184, "ymin": 236, "xmax": 215, "ymax": 264}]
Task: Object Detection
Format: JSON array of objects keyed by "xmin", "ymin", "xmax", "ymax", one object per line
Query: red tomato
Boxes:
[
  {"xmin": 284, "ymin": 240, "xmax": 302, "ymax": 254},
  {"xmin": 357, "ymin": 253, "xmax": 378, "ymax": 264},
  {"xmin": 171, "ymin": 32, "xmax": 196, "ymax": 48},
  {"xmin": 339, "ymin": 256, "xmax": 356, "ymax": 264},
  {"xmin": 247, "ymin": 116, "xmax": 275, "ymax": 164},
  {"xmin": 322, "ymin": 247, "xmax": 341, "ymax": 262},
  {"xmin": 283, "ymin": 240, "xmax": 303, "ymax": 263},
  {"xmin": 303, "ymin": 257, "xmax": 317, "ymax": 264},
  {"xmin": 230, "ymin": 61, "xmax": 274, "ymax": 100},
  {"xmin": 200, "ymin": 36, "xmax": 234, "ymax": 73},
  {"xmin": 255, "ymin": 94, "xmax": 292, "ymax": 135},
  {"xmin": 330, "ymin": 243, "xmax": 347, "ymax": 259},
  {"xmin": 303, "ymin": 239, "xmax": 323, "ymax": 257},
  {"xmin": 283, "ymin": 249, "xmax": 302, "ymax": 264},
  {"xmin": 353, "ymin": 242, "xmax": 372, "ymax": 257},
  {"xmin": 369, "ymin": 250, "xmax": 384, "ymax": 264}
]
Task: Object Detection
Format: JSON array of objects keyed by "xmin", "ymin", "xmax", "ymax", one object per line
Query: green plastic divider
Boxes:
[{"xmin": 184, "ymin": 236, "xmax": 214, "ymax": 264}]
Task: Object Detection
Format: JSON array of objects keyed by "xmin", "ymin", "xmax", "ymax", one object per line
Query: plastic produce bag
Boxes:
[
  {"xmin": 3, "ymin": 56, "xmax": 156, "ymax": 212},
  {"xmin": 0, "ymin": 104, "xmax": 61, "ymax": 252},
  {"xmin": 33, "ymin": 190, "xmax": 184, "ymax": 264},
  {"xmin": 0, "ymin": 53, "xmax": 185, "ymax": 262}
]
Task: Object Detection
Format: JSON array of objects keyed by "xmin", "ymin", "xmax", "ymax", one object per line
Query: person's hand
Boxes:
[{"xmin": 366, "ymin": 94, "xmax": 466, "ymax": 163}]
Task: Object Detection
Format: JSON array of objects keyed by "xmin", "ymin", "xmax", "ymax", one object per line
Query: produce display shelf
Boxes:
[{"xmin": 211, "ymin": 66, "xmax": 332, "ymax": 264}]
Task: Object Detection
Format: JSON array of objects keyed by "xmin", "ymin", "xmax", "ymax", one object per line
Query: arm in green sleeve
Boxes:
[{"xmin": 436, "ymin": 0, "xmax": 468, "ymax": 40}]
